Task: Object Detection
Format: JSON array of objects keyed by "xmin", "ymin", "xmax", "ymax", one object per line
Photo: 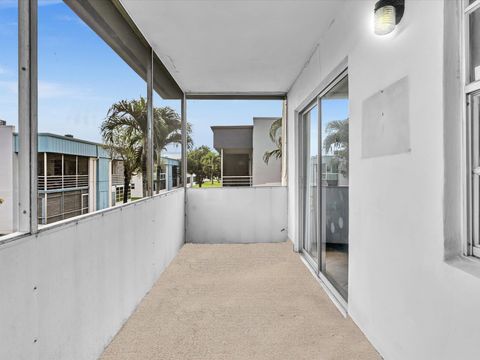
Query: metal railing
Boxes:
[
  {"xmin": 38, "ymin": 175, "xmax": 89, "ymax": 191},
  {"xmin": 222, "ymin": 175, "xmax": 252, "ymax": 187}
]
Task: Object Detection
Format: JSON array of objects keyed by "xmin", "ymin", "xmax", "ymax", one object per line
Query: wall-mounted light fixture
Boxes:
[{"xmin": 374, "ymin": 0, "xmax": 405, "ymax": 35}]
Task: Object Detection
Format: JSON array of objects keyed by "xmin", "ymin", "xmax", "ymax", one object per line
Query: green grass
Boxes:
[{"xmin": 193, "ymin": 180, "xmax": 222, "ymax": 188}]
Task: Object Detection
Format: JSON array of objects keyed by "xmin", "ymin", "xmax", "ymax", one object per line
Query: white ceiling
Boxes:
[{"xmin": 120, "ymin": 0, "xmax": 344, "ymax": 94}]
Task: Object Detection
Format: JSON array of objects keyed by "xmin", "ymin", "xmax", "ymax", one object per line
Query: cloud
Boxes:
[
  {"xmin": 39, "ymin": 81, "xmax": 76, "ymax": 99},
  {"xmin": 0, "ymin": 80, "xmax": 17, "ymax": 94},
  {"xmin": 0, "ymin": 80, "xmax": 90, "ymax": 100}
]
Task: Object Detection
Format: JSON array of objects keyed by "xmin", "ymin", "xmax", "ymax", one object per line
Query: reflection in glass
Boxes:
[
  {"xmin": 320, "ymin": 76, "xmax": 349, "ymax": 299},
  {"xmin": 303, "ymin": 105, "xmax": 319, "ymax": 262},
  {"xmin": 470, "ymin": 9, "xmax": 480, "ymax": 83}
]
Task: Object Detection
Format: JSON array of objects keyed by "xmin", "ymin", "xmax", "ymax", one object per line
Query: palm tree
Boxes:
[
  {"xmin": 101, "ymin": 97, "xmax": 191, "ymax": 197},
  {"xmin": 201, "ymin": 151, "xmax": 220, "ymax": 184},
  {"xmin": 263, "ymin": 118, "xmax": 282, "ymax": 164},
  {"xmin": 323, "ymin": 118, "xmax": 349, "ymax": 176},
  {"xmin": 102, "ymin": 128, "xmax": 140, "ymax": 203}
]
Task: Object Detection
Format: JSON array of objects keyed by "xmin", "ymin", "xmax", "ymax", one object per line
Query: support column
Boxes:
[
  {"xmin": 181, "ymin": 94, "xmax": 187, "ymax": 243},
  {"xmin": 181, "ymin": 94, "xmax": 187, "ymax": 188},
  {"xmin": 18, "ymin": 0, "xmax": 38, "ymax": 233},
  {"xmin": 220, "ymin": 148, "xmax": 224, "ymax": 186},
  {"xmin": 281, "ymin": 98, "xmax": 288, "ymax": 186},
  {"xmin": 146, "ymin": 47, "xmax": 154, "ymax": 197}
]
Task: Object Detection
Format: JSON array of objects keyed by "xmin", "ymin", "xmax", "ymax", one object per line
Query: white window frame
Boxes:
[{"xmin": 464, "ymin": 0, "xmax": 480, "ymax": 257}]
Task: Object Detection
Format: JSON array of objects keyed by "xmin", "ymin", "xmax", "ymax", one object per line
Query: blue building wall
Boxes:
[
  {"xmin": 14, "ymin": 133, "xmax": 109, "ymax": 157},
  {"xmin": 163, "ymin": 157, "xmax": 180, "ymax": 190},
  {"xmin": 14, "ymin": 133, "xmax": 112, "ymax": 211}
]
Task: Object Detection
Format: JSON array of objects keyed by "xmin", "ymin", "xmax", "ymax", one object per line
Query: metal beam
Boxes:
[
  {"xmin": 146, "ymin": 47, "xmax": 154, "ymax": 197},
  {"xmin": 181, "ymin": 94, "xmax": 188, "ymax": 187},
  {"xmin": 64, "ymin": 0, "xmax": 183, "ymax": 99},
  {"xmin": 18, "ymin": 0, "xmax": 38, "ymax": 234},
  {"xmin": 185, "ymin": 92, "xmax": 287, "ymax": 100},
  {"xmin": 181, "ymin": 93, "xmax": 187, "ymax": 243}
]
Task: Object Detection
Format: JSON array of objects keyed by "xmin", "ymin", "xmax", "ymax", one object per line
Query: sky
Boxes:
[{"xmin": 0, "ymin": 1, "xmax": 283, "ymax": 153}]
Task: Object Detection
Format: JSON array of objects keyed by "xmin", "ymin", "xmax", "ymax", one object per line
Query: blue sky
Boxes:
[
  {"xmin": 0, "ymin": 1, "xmax": 348, "ymax": 154},
  {"xmin": 0, "ymin": 1, "xmax": 283, "ymax": 153}
]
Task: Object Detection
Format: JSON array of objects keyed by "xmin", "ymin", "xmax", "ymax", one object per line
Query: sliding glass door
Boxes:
[
  {"xmin": 300, "ymin": 72, "xmax": 349, "ymax": 301},
  {"xmin": 319, "ymin": 75, "xmax": 349, "ymax": 300}
]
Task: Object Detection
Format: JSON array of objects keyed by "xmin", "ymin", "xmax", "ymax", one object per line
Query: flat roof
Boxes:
[{"xmin": 210, "ymin": 125, "xmax": 253, "ymax": 130}]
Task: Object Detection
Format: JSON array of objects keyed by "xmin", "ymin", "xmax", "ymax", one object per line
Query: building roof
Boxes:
[
  {"xmin": 13, "ymin": 132, "xmax": 110, "ymax": 158},
  {"xmin": 210, "ymin": 125, "xmax": 253, "ymax": 130}
]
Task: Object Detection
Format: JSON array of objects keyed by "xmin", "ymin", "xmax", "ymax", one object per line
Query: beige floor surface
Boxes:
[{"xmin": 100, "ymin": 242, "xmax": 380, "ymax": 360}]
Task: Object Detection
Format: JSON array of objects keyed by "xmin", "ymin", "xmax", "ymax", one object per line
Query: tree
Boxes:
[
  {"xmin": 323, "ymin": 119, "xmax": 349, "ymax": 176},
  {"xmin": 187, "ymin": 146, "xmax": 218, "ymax": 187},
  {"xmin": 263, "ymin": 118, "xmax": 282, "ymax": 164},
  {"xmin": 102, "ymin": 128, "xmax": 140, "ymax": 203},
  {"xmin": 201, "ymin": 151, "xmax": 220, "ymax": 184},
  {"xmin": 101, "ymin": 97, "xmax": 191, "ymax": 197}
]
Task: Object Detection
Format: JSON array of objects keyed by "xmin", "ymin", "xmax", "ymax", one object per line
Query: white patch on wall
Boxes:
[{"xmin": 361, "ymin": 76, "xmax": 410, "ymax": 158}]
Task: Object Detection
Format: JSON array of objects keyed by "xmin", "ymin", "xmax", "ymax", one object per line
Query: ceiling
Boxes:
[{"xmin": 120, "ymin": 0, "xmax": 344, "ymax": 95}]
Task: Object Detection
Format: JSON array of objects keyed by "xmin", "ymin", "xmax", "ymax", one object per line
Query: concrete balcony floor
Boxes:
[{"xmin": 100, "ymin": 242, "xmax": 379, "ymax": 360}]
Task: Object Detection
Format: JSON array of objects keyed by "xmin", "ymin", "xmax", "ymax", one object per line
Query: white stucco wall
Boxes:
[
  {"xmin": 287, "ymin": 1, "xmax": 480, "ymax": 359},
  {"xmin": 252, "ymin": 117, "xmax": 282, "ymax": 186},
  {"xmin": 187, "ymin": 187, "xmax": 287, "ymax": 244},
  {"xmin": 0, "ymin": 125, "xmax": 16, "ymax": 235},
  {"xmin": 0, "ymin": 189, "xmax": 185, "ymax": 360},
  {"xmin": 130, "ymin": 173, "xmax": 143, "ymax": 198}
]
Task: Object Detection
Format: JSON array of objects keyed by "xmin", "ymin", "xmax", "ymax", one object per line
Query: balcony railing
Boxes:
[
  {"xmin": 38, "ymin": 175, "xmax": 89, "ymax": 191},
  {"xmin": 222, "ymin": 175, "xmax": 252, "ymax": 187}
]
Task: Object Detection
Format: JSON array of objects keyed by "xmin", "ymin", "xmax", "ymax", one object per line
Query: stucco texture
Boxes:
[{"xmin": 100, "ymin": 242, "xmax": 379, "ymax": 360}]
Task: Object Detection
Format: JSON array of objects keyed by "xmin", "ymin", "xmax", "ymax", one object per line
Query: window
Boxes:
[
  {"xmin": 465, "ymin": 0, "xmax": 480, "ymax": 256},
  {"xmin": 47, "ymin": 154, "xmax": 62, "ymax": 176},
  {"xmin": 298, "ymin": 71, "xmax": 349, "ymax": 301},
  {"xmin": 467, "ymin": 1, "xmax": 480, "ymax": 83},
  {"xmin": 64, "ymin": 155, "xmax": 77, "ymax": 176},
  {"xmin": 78, "ymin": 157, "xmax": 88, "ymax": 176}
]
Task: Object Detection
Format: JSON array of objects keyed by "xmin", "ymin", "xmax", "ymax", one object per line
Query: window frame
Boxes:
[{"xmin": 464, "ymin": 0, "xmax": 480, "ymax": 257}]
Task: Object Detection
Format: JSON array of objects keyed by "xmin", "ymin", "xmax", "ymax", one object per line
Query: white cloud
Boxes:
[
  {"xmin": 0, "ymin": 80, "xmax": 17, "ymax": 94},
  {"xmin": 0, "ymin": 80, "xmax": 90, "ymax": 100},
  {"xmin": 39, "ymin": 81, "xmax": 75, "ymax": 99}
]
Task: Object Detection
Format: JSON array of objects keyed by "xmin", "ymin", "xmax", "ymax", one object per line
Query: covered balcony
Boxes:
[{"xmin": 1, "ymin": 1, "xmax": 479, "ymax": 360}]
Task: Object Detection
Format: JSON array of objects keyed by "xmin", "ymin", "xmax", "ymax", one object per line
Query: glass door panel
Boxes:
[
  {"xmin": 302, "ymin": 105, "xmax": 319, "ymax": 264},
  {"xmin": 320, "ymin": 75, "xmax": 349, "ymax": 300}
]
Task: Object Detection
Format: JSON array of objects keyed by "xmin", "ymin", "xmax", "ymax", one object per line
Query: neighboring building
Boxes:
[
  {"xmin": 0, "ymin": 124, "xmax": 114, "ymax": 233},
  {"xmin": 0, "ymin": 122, "xmax": 16, "ymax": 235},
  {"xmin": 111, "ymin": 159, "xmax": 131, "ymax": 205},
  {"xmin": 211, "ymin": 117, "xmax": 282, "ymax": 187},
  {"xmin": 0, "ymin": 123, "xmax": 184, "ymax": 234},
  {"xmin": 129, "ymin": 154, "xmax": 184, "ymax": 199}
]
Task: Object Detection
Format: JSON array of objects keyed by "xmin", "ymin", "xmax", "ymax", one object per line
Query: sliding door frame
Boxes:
[
  {"xmin": 296, "ymin": 63, "xmax": 349, "ymax": 310},
  {"xmin": 298, "ymin": 100, "xmax": 321, "ymax": 270}
]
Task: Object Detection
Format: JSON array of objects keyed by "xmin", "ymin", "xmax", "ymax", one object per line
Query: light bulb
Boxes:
[{"xmin": 374, "ymin": 5, "xmax": 396, "ymax": 35}]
